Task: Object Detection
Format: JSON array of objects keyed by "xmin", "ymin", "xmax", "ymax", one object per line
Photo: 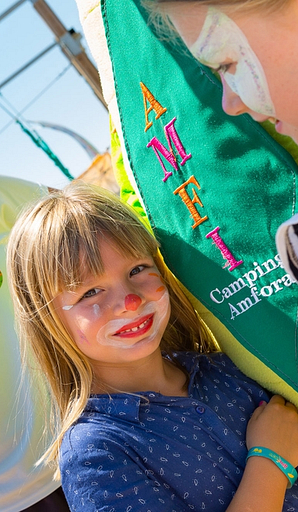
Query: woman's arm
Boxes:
[{"xmin": 226, "ymin": 395, "xmax": 298, "ymax": 512}]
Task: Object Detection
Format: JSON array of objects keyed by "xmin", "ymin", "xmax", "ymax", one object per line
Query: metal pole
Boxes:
[
  {"xmin": 0, "ymin": 0, "xmax": 27, "ymax": 22},
  {"xmin": 0, "ymin": 0, "xmax": 107, "ymax": 108},
  {"xmin": 29, "ymin": 0, "xmax": 108, "ymax": 109},
  {"xmin": 0, "ymin": 42, "xmax": 57, "ymax": 89}
]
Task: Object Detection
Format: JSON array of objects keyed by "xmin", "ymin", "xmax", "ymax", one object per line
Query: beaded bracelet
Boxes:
[{"xmin": 246, "ymin": 447, "xmax": 298, "ymax": 488}]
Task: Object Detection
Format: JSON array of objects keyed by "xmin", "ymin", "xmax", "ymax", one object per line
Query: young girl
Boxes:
[
  {"xmin": 7, "ymin": 181, "xmax": 298, "ymax": 511},
  {"xmin": 147, "ymin": 0, "xmax": 298, "ymax": 144}
]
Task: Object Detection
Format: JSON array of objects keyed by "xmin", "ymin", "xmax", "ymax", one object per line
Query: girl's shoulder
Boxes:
[
  {"xmin": 172, "ymin": 351, "xmax": 266, "ymax": 394},
  {"xmin": 180, "ymin": 351, "xmax": 269, "ymax": 407},
  {"xmin": 170, "ymin": 350, "xmax": 238, "ymax": 375}
]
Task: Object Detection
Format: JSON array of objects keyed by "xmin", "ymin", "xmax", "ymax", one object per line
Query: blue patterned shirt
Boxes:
[{"xmin": 60, "ymin": 352, "xmax": 298, "ymax": 511}]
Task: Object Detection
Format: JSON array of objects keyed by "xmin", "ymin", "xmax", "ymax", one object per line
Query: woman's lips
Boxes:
[{"xmin": 113, "ymin": 314, "xmax": 154, "ymax": 338}]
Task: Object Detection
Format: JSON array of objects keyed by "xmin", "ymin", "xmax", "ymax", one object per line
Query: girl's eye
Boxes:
[
  {"xmin": 130, "ymin": 265, "xmax": 146, "ymax": 277},
  {"xmin": 82, "ymin": 288, "xmax": 102, "ymax": 300}
]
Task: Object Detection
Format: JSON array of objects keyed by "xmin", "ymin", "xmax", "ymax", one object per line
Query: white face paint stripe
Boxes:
[
  {"xmin": 92, "ymin": 304, "xmax": 101, "ymax": 318},
  {"xmin": 190, "ymin": 7, "xmax": 276, "ymax": 117},
  {"xmin": 96, "ymin": 290, "xmax": 170, "ymax": 349}
]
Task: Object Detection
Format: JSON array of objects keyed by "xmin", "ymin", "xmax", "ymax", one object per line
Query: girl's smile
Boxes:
[
  {"xmin": 96, "ymin": 289, "xmax": 170, "ymax": 349},
  {"xmin": 113, "ymin": 313, "xmax": 154, "ymax": 337},
  {"xmin": 54, "ymin": 238, "xmax": 171, "ymax": 364}
]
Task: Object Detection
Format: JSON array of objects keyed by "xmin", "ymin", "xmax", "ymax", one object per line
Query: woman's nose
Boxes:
[{"xmin": 221, "ymin": 75, "xmax": 248, "ymax": 116}]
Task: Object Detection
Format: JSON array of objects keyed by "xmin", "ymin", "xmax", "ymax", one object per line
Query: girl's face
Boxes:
[
  {"xmin": 54, "ymin": 238, "xmax": 171, "ymax": 367},
  {"xmin": 166, "ymin": 2, "xmax": 298, "ymax": 142}
]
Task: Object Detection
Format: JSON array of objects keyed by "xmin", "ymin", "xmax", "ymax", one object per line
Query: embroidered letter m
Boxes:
[{"xmin": 147, "ymin": 117, "xmax": 191, "ymax": 182}]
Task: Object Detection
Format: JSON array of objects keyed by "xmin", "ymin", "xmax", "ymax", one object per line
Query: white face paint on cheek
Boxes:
[
  {"xmin": 62, "ymin": 304, "xmax": 73, "ymax": 310},
  {"xmin": 190, "ymin": 7, "xmax": 276, "ymax": 117},
  {"xmin": 63, "ymin": 302, "xmax": 102, "ymax": 348},
  {"xmin": 96, "ymin": 290, "xmax": 170, "ymax": 349}
]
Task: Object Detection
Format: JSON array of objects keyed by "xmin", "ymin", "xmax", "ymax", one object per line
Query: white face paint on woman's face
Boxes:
[
  {"xmin": 166, "ymin": 2, "xmax": 298, "ymax": 142},
  {"xmin": 190, "ymin": 7, "xmax": 275, "ymax": 117}
]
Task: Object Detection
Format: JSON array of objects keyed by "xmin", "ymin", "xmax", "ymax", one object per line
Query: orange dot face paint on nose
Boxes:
[{"xmin": 125, "ymin": 294, "xmax": 142, "ymax": 311}]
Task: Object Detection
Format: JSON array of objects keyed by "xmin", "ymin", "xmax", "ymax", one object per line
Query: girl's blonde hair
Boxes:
[{"xmin": 7, "ymin": 181, "xmax": 217, "ymax": 475}]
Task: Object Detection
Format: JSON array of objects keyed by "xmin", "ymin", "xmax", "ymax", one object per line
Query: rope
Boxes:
[{"xmin": 16, "ymin": 119, "xmax": 74, "ymax": 181}]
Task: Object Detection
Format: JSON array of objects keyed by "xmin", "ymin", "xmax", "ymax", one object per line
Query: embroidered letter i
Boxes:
[{"xmin": 206, "ymin": 227, "xmax": 243, "ymax": 271}]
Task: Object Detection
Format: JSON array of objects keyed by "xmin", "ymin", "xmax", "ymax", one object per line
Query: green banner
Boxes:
[{"xmin": 101, "ymin": 0, "xmax": 298, "ymax": 392}]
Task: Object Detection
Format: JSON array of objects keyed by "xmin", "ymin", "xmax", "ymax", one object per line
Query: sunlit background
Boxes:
[{"xmin": 0, "ymin": 0, "xmax": 110, "ymax": 189}]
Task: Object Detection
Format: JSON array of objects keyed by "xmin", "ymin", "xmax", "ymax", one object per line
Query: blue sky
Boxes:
[{"xmin": 0, "ymin": 0, "xmax": 110, "ymax": 188}]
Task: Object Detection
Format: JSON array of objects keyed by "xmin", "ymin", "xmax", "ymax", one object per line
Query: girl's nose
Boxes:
[
  {"xmin": 221, "ymin": 75, "xmax": 248, "ymax": 116},
  {"xmin": 124, "ymin": 294, "xmax": 142, "ymax": 311}
]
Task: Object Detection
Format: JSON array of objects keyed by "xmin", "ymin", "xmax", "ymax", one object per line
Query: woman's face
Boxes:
[{"xmin": 166, "ymin": 2, "xmax": 298, "ymax": 142}]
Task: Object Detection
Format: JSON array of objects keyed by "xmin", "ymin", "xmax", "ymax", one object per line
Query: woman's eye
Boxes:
[
  {"xmin": 215, "ymin": 63, "xmax": 232, "ymax": 74},
  {"xmin": 130, "ymin": 265, "xmax": 145, "ymax": 277},
  {"xmin": 82, "ymin": 288, "xmax": 102, "ymax": 299}
]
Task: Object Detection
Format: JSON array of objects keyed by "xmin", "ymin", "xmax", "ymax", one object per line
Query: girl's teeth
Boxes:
[{"xmin": 121, "ymin": 319, "xmax": 148, "ymax": 334}]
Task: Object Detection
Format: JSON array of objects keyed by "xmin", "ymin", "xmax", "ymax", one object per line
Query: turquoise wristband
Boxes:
[{"xmin": 246, "ymin": 447, "xmax": 298, "ymax": 488}]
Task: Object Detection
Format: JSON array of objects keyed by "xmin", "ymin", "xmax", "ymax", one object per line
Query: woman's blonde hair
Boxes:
[
  {"xmin": 145, "ymin": 0, "xmax": 289, "ymax": 14},
  {"xmin": 7, "ymin": 181, "xmax": 217, "ymax": 476},
  {"xmin": 144, "ymin": 0, "xmax": 290, "ymax": 38}
]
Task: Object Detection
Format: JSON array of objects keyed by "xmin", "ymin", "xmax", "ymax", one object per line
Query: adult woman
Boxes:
[{"xmin": 148, "ymin": 0, "xmax": 298, "ymax": 143}]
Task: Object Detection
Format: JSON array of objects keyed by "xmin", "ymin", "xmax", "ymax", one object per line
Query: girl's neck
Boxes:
[{"xmin": 90, "ymin": 349, "xmax": 188, "ymax": 397}]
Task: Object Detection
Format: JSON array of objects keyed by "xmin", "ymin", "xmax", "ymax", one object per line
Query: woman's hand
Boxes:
[{"xmin": 246, "ymin": 395, "xmax": 298, "ymax": 468}]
